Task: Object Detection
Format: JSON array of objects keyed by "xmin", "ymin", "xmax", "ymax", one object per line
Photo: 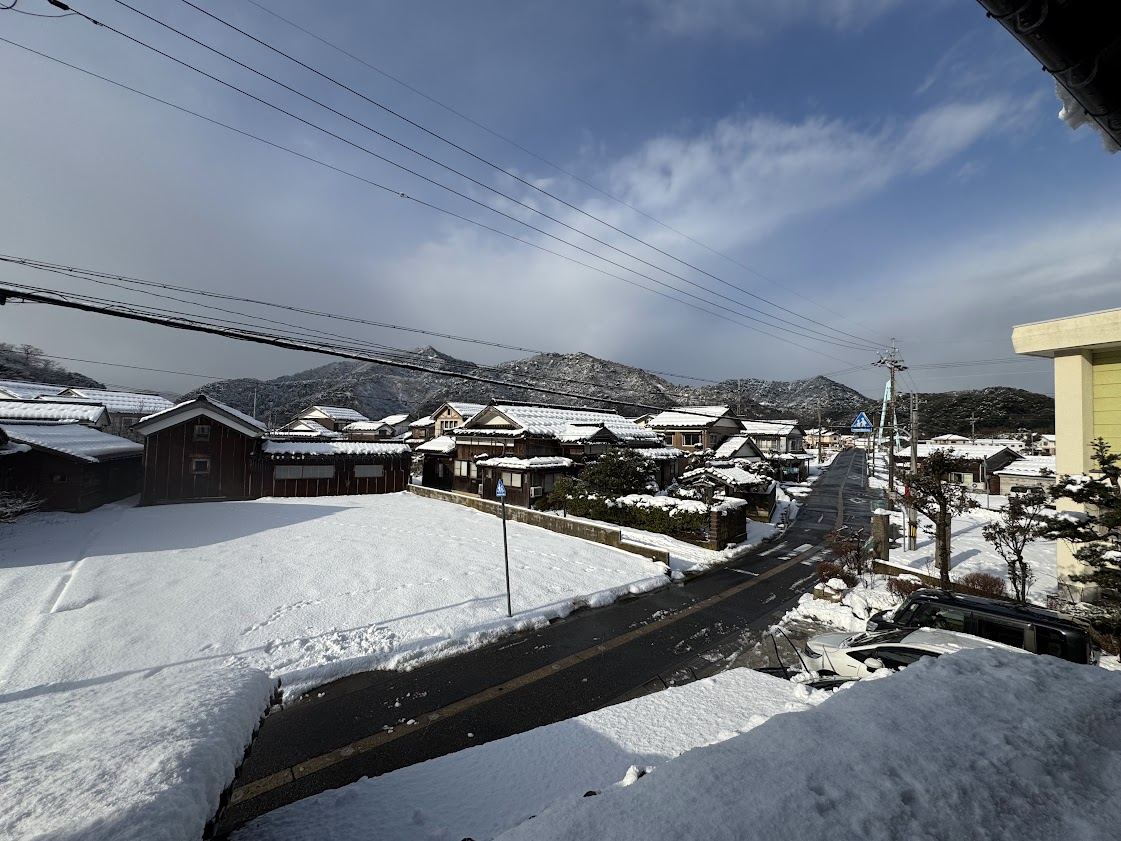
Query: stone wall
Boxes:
[
  {"xmin": 407, "ymin": 484, "xmax": 670, "ymax": 564},
  {"xmin": 708, "ymin": 502, "xmax": 748, "ymax": 550}
]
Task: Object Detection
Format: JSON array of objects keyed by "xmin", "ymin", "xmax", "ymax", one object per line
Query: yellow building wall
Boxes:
[{"xmin": 1092, "ymin": 350, "xmax": 1121, "ymax": 456}]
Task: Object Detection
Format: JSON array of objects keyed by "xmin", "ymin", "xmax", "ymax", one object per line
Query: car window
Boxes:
[
  {"xmin": 846, "ymin": 647, "xmax": 933, "ymax": 669},
  {"xmin": 1034, "ymin": 626, "xmax": 1089, "ymax": 663},
  {"xmin": 914, "ymin": 605, "xmax": 968, "ymax": 633},
  {"xmin": 973, "ymin": 616, "xmax": 1026, "ymax": 649},
  {"xmin": 894, "ymin": 603, "xmax": 920, "ymax": 625}
]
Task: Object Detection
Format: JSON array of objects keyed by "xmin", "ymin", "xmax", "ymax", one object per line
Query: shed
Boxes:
[
  {"xmin": 415, "ymin": 435, "xmax": 457, "ymax": 490},
  {"xmin": 259, "ymin": 440, "xmax": 411, "ymax": 497},
  {"xmin": 679, "ymin": 464, "xmax": 777, "ymax": 522},
  {"xmin": 994, "ymin": 456, "xmax": 1057, "ymax": 496},
  {"xmin": 132, "ymin": 394, "xmax": 266, "ymax": 505},
  {"xmin": 0, "ymin": 421, "xmax": 142, "ymax": 512}
]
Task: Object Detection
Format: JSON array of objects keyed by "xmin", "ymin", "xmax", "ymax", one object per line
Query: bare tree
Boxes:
[
  {"xmin": 903, "ymin": 449, "xmax": 978, "ymax": 589},
  {"xmin": 982, "ymin": 486, "xmax": 1049, "ymax": 603},
  {"xmin": 0, "ymin": 489, "xmax": 41, "ymax": 524}
]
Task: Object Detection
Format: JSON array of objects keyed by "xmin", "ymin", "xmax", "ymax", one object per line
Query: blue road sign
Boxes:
[
  {"xmin": 851, "ymin": 411, "xmax": 874, "ymax": 433},
  {"xmin": 495, "ymin": 479, "xmax": 507, "ymax": 498}
]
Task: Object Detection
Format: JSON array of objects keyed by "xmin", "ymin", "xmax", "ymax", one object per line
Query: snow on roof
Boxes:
[
  {"xmin": 477, "ymin": 456, "xmax": 574, "ymax": 470},
  {"xmin": 635, "ymin": 446, "xmax": 685, "ymax": 461},
  {"xmin": 461, "ymin": 405, "xmax": 659, "ymax": 443},
  {"xmin": 713, "ymin": 435, "xmax": 763, "ymax": 460},
  {"xmin": 558, "ymin": 422, "xmax": 617, "ymax": 443},
  {"xmin": 994, "ymin": 456, "xmax": 1057, "ymax": 478},
  {"xmin": 647, "ymin": 406, "xmax": 731, "ymax": 428},
  {"xmin": 681, "ymin": 465, "xmax": 771, "ymax": 489},
  {"xmin": 415, "ymin": 435, "xmax": 457, "ymax": 454},
  {"xmin": 930, "ymin": 433, "xmax": 971, "ymax": 441},
  {"xmin": 61, "ymin": 388, "xmax": 174, "ymax": 415},
  {"xmin": 408, "ymin": 417, "xmax": 437, "ymax": 428},
  {"xmin": 447, "ymin": 402, "xmax": 486, "ymax": 420},
  {"xmin": 378, "ymin": 413, "xmax": 410, "ymax": 426},
  {"xmin": 0, "ymin": 379, "xmax": 66, "ymax": 399},
  {"xmin": 0, "ymin": 422, "xmax": 143, "ymax": 463},
  {"xmin": 261, "ymin": 440, "xmax": 411, "ymax": 459},
  {"xmin": 0, "ymin": 400, "xmax": 108, "ymax": 425},
  {"xmin": 306, "ymin": 405, "xmax": 369, "ymax": 422},
  {"xmin": 897, "ymin": 443, "xmax": 1020, "ymax": 461},
  {"xmin": 0, "ymin": 440, "xmax": 31, "ymax": 457},
  {"xmin": 138, "ymin": 395, "xmax": 267, "ymax": 434},
  {"xmin": 343, "ymin": 420, "xmax": 391, "ymax": 431},
  {"xmin": 737, "ymin": 420, "xmax": 801, "ymax": 436}
]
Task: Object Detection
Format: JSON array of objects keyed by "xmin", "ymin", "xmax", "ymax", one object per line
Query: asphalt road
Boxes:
[{"xmin": 215, "ymin": 449, "xmax": 870, "ymax": 835}]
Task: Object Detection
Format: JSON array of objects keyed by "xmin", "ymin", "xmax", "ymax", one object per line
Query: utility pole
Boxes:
[
  {"xmin": 906, "ymin": 392, "xmax": 920, "ymax": 550},
  {"xmin": 873, "ymin": 339, "xmax": 906, "ymax": 508},
  {"xmin": 816, "ymin": 401, "xmax": 824, "ymax": 464},
  {"xmin": 967, "ymin": 412, "xmax": 980, "ymax": 443}
]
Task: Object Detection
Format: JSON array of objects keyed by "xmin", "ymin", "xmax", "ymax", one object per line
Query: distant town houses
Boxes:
[
  {"xmin": 294, "ymin": 405, "xmax": 371, "ymax": 432},
  {"xmin": 896, "ymin": 443, "xmax": 1023, "ymax": 495},
  {"xmin": 647, "ymin": 406, "xmax": 742, "ymax": 451}
]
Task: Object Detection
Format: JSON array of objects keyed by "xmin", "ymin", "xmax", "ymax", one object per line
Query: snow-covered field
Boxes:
[
  {"xmin": 234, "ymin": 668, "xmax": 819, "ymax": 841},
  {"xmin": 0, "ymin": 492, "xmax": 671, "ymax": 841}
]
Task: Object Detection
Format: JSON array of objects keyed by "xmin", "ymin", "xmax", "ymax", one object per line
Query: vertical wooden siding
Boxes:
[{"xmin": 141, "ymin": 415, "xmax": 256, "ymax": 505}]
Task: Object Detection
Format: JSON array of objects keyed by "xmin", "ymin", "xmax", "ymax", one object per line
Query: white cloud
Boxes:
[{"xmin": 635, "ymin": 0, "xmax": 902, "ymax": 40}]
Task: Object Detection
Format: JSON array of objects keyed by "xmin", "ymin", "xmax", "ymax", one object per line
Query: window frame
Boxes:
[
  {"xmin": 190, "ymin": 457, "xmax": 211, "ymax": 475},
  {"xmin": 193, "ymin": 424, "xmax": 211, "ymax": 442}
]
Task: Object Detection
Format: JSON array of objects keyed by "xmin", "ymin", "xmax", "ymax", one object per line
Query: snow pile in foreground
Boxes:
[
  {"xmin": 234, "ymin": 668, "xmax": 819, "ymax": 841},
  {"xmin": 1, "ymin": 663, "xmax": 275, "ymax": 841},
  {"xmin": 495, "ymin": 650, "xmax": 1121, "ymax": 841},
  {"xmin": 787, "ymin": 583, "xmax": 896, "ymax": 632}
]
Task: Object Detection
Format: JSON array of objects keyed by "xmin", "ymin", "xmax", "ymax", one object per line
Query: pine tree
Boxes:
[
  {"xmin": 903, "ymin": 449, "xmax": 979, "ymax": 589},
  {"xmin": 981, "ymin": 486, "xmax": 1049, "ymax": 603}
]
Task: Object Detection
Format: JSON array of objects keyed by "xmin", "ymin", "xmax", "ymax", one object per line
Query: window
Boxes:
[
  {"xmin": 501, "ymin": 471, "xmax": 523, "ymax": 488},
  {"xmin": 913, "ymin": 605, "xmax": 968, "ymax": 633},
  {"xmin": 542, "ymin": 473, "xmax": 556, "ymax": 493},
  {"xmin": 191, "ymin": 457, "xmax": 210, "ymax": 475},
  {"xmin": 378, "ymin": 428, "xmax": 390, "ymax": 437},
  {"xmin": 708, "ymin": 433, "xmax": 718, "ymax": 446},
  {"xmin": 663, "ymin": 434, "xmax": 674, "ymax": 446},
  {"xmin": 274, "ymin": 465, "xmax": 334, "ymax": 480},
  {"xmin": 354, "ymin": 464, "xmax": 385, "ymax": 478},
  {"xmin": 51, "ymin": 472, "xmax": 68, "ymax": 484},
  {"xmin": 468, "ymin": 461, "xmax": 477, "ymax": 478},
  {"xmin": 973, "ymin": 616, "xmax": 1026, "ymax": 649},
  {"xmin": 193, "ymin": 424, "xmax": 211, "ymax": 442},
  {"xmin": 441, "ymin": 420, "xmax": 457, "ymax": 432},
  {"xmin": 681, "ymin": 432, "xmax": 702, "ymax": 447},
  {"xmin": 950, "ymin": 472, "xmax": 971, "ymax": 485}
]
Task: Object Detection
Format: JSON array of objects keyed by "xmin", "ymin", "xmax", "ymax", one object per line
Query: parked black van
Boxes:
[{"xmin": 866, "ymin": 589, "xmax": 1100, "ymax": 665}]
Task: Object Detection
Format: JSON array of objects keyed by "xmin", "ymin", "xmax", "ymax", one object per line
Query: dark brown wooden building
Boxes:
[
  {"xmin": 133, "ymin": 395, "xmax": 266, "ymax": 505},
  {"xmin": 258, "ymin": 440, "xmax": 411, "ymax": 497},
  {"xmin": 0, "ymin": 422, "xmax": 142, "ymax": 512}
]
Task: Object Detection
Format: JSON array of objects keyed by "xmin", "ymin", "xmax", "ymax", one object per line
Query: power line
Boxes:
[
  {"xmin": 55, "ymin": 0, "xmax": 881, "ymax": 354},
  {"xmin": 171, "ymin": 0, "xmax": 884, "ymax": 351},
  {"xmin": 237, "ymin": 0, "xmax": 880, "ymax": 339},
  {"xmin": 0, "ymin": 35, "xmax": 867, "ymax": 363}
]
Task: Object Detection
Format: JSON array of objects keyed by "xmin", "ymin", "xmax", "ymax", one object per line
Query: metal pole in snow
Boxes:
[{"xmin": 501, "ymin": 496, "xmax": 512, "ymax": 617}]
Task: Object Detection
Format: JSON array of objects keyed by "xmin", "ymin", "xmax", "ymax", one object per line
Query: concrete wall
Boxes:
[
  {"xmin": 709, "ymin": 504, "xmax": 747, "ymax": 549},
  {"xmin": 407, "ymin": 484, "xmax": 670, "ymax": 564}
]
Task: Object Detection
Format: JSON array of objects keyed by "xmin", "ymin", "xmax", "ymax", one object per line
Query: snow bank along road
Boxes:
[{"xmin": 215, "ymin": 449, "xmax": 864, "ymax": 832}]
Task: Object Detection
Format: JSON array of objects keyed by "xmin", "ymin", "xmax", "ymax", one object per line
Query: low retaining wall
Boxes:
[
  {"xmin": 871, "ymin": 560, "xmax": 1013, "ymax": 601},
  {"xmin": 407, "ymin": 484, "xmax": 671, "ymax": 565}
]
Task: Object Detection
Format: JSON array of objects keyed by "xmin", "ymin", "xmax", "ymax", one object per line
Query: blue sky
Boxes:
[{"xmin": 1, "ymin": 0, "xmax": 1118, "ymax": 403}]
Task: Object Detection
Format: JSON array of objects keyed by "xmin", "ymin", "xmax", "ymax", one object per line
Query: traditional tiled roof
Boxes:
[
  {"xmin": 0, "ymin": 379, "xmax": 65, "ymax": 399},
  {"xmin": 304, "ymin": 405, "xmax": 369, "ymax": 423},
  {"xmin": 0, "ymin": 422, "xmax": 142, "ymax": 463},
  {"xmin": 409, "ymin": 417, "xmax": 437, "ymax": 428},
  {"xmin": 895, "ymin": 444, "xmax": 1020, "ymax": 461},
  {"xmin": 415, "ymin": 435, "xmax": 457, "ymax": 454},
  {"xmin": 136, "ymin": 394, "xmax": 266, "ymax": 435},
  {"xmin": 681, "ymin": 464, "xmax": 772, "ymax": 489},
  {"xmin": 378, "ymin": 413, "xmax": 410, "ymax": 426},
  {"xmin": 994, "ymin": 456, "xmax": 1057, "ymax": 478},
  {"xmin": 0, "ymin": 400, "xmax": 109, "ymax": 425},
  {"xmin": 647, "ymin": 406, "xmax": 733, "ymax": 429},
  {"xmin": 635, "ymin": 446, "xmax": 685, "ymax": 461},
  {"xmin": 446, "ymin": 402, "xmax": 486, "ymax": 420},
  {"xmin": 459, "ymin": 405, "xmax": 659, "ymax": 443},
  {"xmin": 477, "ymin": 456, "xmax": 574, "ymax": 470},
  {"xmin": 737, "ymin": 421, "xmax": 802, "ymax": 437},
  {"xmin": 261, "ymin": 440, "xmax": 411, "ymax": 459},
  {"xmin": 59, "ymin": 388, "xmax": 173, "ymax": 415},
  {"xmin": 713, "ymin": 435, "xmax": 764, "ymax": 460}
]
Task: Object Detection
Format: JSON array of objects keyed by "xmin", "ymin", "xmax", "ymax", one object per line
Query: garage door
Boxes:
[{"xmin": 1093, "ymin": 350, "xmax": 1121, "ymax": 456}]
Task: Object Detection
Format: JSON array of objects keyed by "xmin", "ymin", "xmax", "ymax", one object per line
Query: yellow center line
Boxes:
[{"xmin": 230, "ymin": 539, "xmax": 826, "ymax": 806}]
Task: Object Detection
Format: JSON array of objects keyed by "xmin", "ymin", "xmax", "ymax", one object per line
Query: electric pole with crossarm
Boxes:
[{"xmin": 873, "ymin": 339, "xmax": 906, "ymax": 509}]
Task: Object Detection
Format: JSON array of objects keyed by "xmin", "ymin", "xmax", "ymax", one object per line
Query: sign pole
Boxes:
[{"xmin": 496, "ymin": 478, "xmax": 512, "ymax": 617}]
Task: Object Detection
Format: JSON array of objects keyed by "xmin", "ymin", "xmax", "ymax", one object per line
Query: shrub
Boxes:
[
  {"xmin": 887, "ymin": 576, "xmax": 926, "ymax": 602},
  {"xmin": 816, "ymin": 560, "xmax": 857, "ymax": 588},
  {"xmin": 955, "ymin": 571, "xmax": 1007, "ymax": 599}
]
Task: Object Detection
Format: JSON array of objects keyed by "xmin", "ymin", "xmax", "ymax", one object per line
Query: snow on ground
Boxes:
[
  {"xmin": 1, "ymin": 663, "xmax": 275, "ymax": 841},
  {"xmin": 234, "ymin": 668, "xmax": 820, "ymax": 841},
  {"xmin": 492, "ymin": 650, "xmax": 1121, "ymax": 841},
  {"xmin": 786, "ymin": 582, "xmax": 897, "ymax": 633},
  {"xmin": 880, "ymin": 507, "xmax": 1059, "ymax": 603},
  {"xmin": 607, "ymin": 516, "xmax": 778, "ymax": 576},
  {"xmin": 0, "ymin": 493, "xmax": 669, "ymax": 701}
]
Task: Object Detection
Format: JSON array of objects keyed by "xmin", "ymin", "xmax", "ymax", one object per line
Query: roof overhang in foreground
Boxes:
[{"xmin": 1012, "ymin": 307, "xmax": 1121, "ymax": 357}]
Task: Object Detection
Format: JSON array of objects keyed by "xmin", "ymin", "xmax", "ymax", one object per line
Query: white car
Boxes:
[{"xmin": 801, "ymin": 627, "xmax": 1019, "ymax": 679}]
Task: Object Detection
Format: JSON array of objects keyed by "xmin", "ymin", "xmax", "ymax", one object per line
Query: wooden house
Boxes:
[
  {"xmin": 994, "ymin": 456, "xmax": 1057, "ymax": 496},
  {"xmin": 647, "ymin": 406, "xmax": 742, "ymax": 451},
  {"xmin": 414, "ymin": 435, "xmax": 457, "ymax": 490},
  {"xmin": 895, "ymin": 443, "xmax": 1022, "ymax": 494},
  {"xmin": 712, "ymin": 434, "xmax": 766, "ymax": 462},
  {"xmin": 0, "ymin": 421, "xmax": 142, "ymax": 512},
  {"xmin": 679, "ymin": 464, "xmax": 777, "ymax": 522},
  {"xmin": 55, "ymin": 388, "xmax": 173, "ymax": 441},
  {"xmin": 273, "ymin": 418, "xmax": 342, "ymax": 439},
  {"xmin": 344, "ymin": 413, "xmax": 411, "ymax": 440},
  {"xmin": 737, "ymin": 420, "xmax": 806, "ymax": 454},
  {"xmin": 408, "ymin": 402, "xmax": 485, "ymax": 446},
  {"xmin": 258, "ymin": 440, "xmax": 411, "ymax": 497},
  {"xmin": 295, "ymin": 405, "xmax": 370, "ymax": 432},
  {"xmin": 132, "ymin": 395, "xmax": 266, "ymax": 505},
  {"xmin": 450, "ymin": 403, "xmax": 666, "ymax": 507}
]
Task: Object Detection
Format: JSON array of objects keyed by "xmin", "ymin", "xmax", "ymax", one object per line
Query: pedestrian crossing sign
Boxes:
[
  {"xmin": 851, "ymin": 412, "xmax": 874, "ymax": 432},
  {"xmin": 496, "ymin": 479, "xmax": 507, "ymax": 498}
]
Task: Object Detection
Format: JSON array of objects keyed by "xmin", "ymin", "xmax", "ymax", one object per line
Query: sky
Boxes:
[{"xmin": 1, "ymin": 0, "xmax": 1118, "ymax": 402}]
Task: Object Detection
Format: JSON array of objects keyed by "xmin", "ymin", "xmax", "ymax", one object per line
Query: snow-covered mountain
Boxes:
[{"xmin": 184, "ymin": 348, "xmax": 871, "ymax": 427}]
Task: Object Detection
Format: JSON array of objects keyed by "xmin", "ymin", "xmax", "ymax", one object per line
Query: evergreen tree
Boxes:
[
  {"xmin": 981, "ymin": 486, "xmax": 1049, "ymax": 603},
  {"xmin": 903, "ymin": 449, "xmax": 978, "ymax": 589}
]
